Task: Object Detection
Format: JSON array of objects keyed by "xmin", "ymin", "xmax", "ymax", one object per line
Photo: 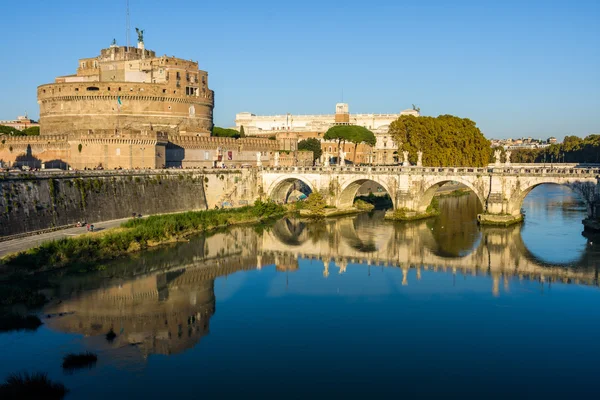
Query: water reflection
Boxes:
[{"xmin": 37, "ymin": 191, "xmax": 599, "ymax": 363}]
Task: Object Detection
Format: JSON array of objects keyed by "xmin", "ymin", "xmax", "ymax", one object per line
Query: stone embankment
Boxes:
[{"xmin": 0, "ymin": 169, "xmax": 259, "ymax": 237}]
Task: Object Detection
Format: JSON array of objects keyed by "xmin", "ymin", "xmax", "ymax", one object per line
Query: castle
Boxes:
[{"xmin": 0, "ymin": 34, "xmax": 290, "ymax": 170}]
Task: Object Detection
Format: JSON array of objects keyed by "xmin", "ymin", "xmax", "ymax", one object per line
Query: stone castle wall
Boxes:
[
  {"xmin": 0, "ymin": 169, "xmax": 261, "ymax": 237},
  {"xmin": 38, "ymin": 81, "xmax": 214, "ymax": 136}
]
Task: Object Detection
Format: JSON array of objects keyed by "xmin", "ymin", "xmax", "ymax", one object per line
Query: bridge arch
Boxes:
[
  {"xmin": 337, "ymin": 178, "xmax": 395, "ymax": 209},
  {"xmin": 507, "ymin": 179, "xmax": 596, "ymax": 216},
  {"xmin": 416, "ymin": 177, "xmax": 486, "ymax": 213},
  {"xmin": 267, "ymin": 175, "xmax": 316, "ymax": 204}
]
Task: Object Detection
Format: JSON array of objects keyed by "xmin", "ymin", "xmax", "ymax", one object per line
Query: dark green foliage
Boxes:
[
  {"xmin": 62, "ymin": 352, "xmax": 97, "ymax": 371},
  {"xmin": 324, "ymin": 125, "xmax": 376, "ymax": 163},
  {"xmin": 389, "ymin": 115, "xmax": 491, "ymax": 167},
  {"xmin": 212, "ymin": 126, "xmax": 241, "ymax": 138},
  {"xmin": 0, "ymin": 372, "xmax": 68, "ymax": 399},
  {"xmin": 77, "ymin": 143, "xmax": 82, "ymax": 153},
  {"xmin": 0, "ymin": 314, "xmax": 43, "ymax": 333},
  {"xmin": 21, "ymin": 126, "xmax": 40, "ymax": 136},
  {"xmin": 298, "ymin": 138, "xmax": 322, "ymax": 161},
  {"xmin": 512, "ymin": 134, "xmax": 600, "ymax": 164},
  {"xmin": 0, "ymin": 125, "xmax": 23, "ymax": 136},
  {"xmin": 240, "ymin": 125, "xmax": 246, "ymax": 137},
  {"xmin": 2, "ymin": 203, "xmax": 286, "ymax": 272}
]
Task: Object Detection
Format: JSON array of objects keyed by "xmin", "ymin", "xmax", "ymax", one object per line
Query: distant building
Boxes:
[
  {"xmin": 236, "ymin": 103, "xmax": 419, "ymax": 165},
  {"xmin": 548, "ymin": 137, "xmax": 557, "ymax": 144},
  {"xmin": 0, "ymin": 115, "xmax": 39, "ymax": 131}
]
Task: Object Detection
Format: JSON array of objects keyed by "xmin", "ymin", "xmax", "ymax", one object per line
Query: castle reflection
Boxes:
[{"xmin": 42, "ymin": 195, "xmax": 599, "ymax": 359}]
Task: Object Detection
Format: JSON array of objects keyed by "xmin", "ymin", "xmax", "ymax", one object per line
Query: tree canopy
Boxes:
[
  {"xmin": 388, "ymin": 115, "xmax": 491, "ymax": 167},
  {"xmin": 212, "ymin": 126, "xmax": 242, "ymax": 138},
  {"xmin": 511, "ymin": 134, "xmax": 600, "ymax": 164},
  {"xmin": 0, "ymin": 125, "xmax": 40, "ymax": 136},
  {"xmin": 323, "ymin": 125, "xmax": 376, "ymax": 164},
  {"xmin": 298, "ymin": 138, "xmax": 322, "ymax": 162}
]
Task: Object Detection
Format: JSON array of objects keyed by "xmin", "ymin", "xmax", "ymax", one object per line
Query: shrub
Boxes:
[
  {"xmin": 0, "ymin": 314, "xmax": 43, "ymax": 333},
  {"xmin": 62, "ymin": 352, "xmax": 97, "ymax": 372},
  {"xmin": 0, "ymin": 372, "xmax": 68, "ymax": 399},
  {"xmin": 304, "ymin": 192, "xmax": 326, "ymax": 216}
]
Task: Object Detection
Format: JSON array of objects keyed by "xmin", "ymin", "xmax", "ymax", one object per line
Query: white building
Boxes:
[{"xmin": 235, "ymin": 103, "xmax": 420, "ymax": 136}]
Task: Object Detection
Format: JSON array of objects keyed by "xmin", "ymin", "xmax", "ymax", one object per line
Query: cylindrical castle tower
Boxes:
[{"xmin": 37, "ymin": 40, "xmax": 214, "ymax": 137}]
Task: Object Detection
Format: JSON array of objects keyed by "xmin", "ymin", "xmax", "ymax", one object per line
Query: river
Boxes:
[{"xmin": 1, "ymin": 185, "xmax": 600, "ymax": 398}]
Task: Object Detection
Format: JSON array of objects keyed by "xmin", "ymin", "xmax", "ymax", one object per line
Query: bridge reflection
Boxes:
[{"xmin": 42, "ymin": 212, "xmax": 599, "ymax": 359}]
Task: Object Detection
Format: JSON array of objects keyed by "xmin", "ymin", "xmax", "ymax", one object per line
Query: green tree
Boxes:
[
  {"xmin": 298, "ymin": 138, "xmax": 322, "ymax": 162},
  {"xmin": 21, "ymin": 126, "xmax": 40, "ymax": 136},
  {"xmin": 0, "ymin": 125, "xmax": 23, "ymax": 136},
  {"xmin": 239, "ymin": 125, "xmax": 246, "ymax": 138},
  {"xmin": 304, "ymin": 192, "xmax": 326, "ymax": 216},
  {"xmin": 388, "ymin": 115, "xmax": 491, "ymax": 167},
  {"xmin": 212, "ymin": 127, "xmax": 241, "ymax": 138},
  {"xmin": 323, "ymin": 125, "xmax": 376, "ymax": 164}
]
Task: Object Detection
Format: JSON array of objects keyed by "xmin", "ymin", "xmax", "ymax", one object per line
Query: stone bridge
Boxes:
[{"xmin": 260, "ymin": 165, "xmax": 600, "ymax": 224}]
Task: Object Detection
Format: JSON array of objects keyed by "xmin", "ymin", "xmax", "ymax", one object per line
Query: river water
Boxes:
[{"xmin": 2, "ymin": 185, "xmax": 600, "ymax": 398}]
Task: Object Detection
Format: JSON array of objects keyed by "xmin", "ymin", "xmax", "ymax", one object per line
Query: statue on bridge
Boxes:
[
  {"xmin": 256, "ymin": 152, "xmax": 262, "ymax": 167},
  {"xmin": 273, "ymin": 152, "xmax": 280, "ymax": 167},
  {"xmin": 402, "ymin": 151, "xmax": 410, "ymax": 167},
  {"xmin": 322, "ymin": 152, "xmax": 330, "ymax": 167},
  {"xmin": 505, "ymin": 150, "xmax": 512, "ymax": 166},
  {"xmin": 417, "ymin": 151, "xmax": 423, "ymax": 167},
  {"xmin": 494, "ymin": 149, "xmax": 502, "ymax": 166},
  {"xmin": 339, "ymin": 149, "xmax": 347, "ymax": 166}
]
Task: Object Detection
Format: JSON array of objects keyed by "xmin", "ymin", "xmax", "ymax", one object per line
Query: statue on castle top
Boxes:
[
  {"xmin": 505, "ymin": 150, "xmax": 512, "ymax": 166},
  {"xmin": 402, "ymin": 150, "xmax": 410, "ymax": 166},
  {"xmin": 256, "ymin": 152, "xmax": 262, "ymax": 167},
  {"xmin": 494, "ymin": 149, "xmax": 502, "ymax": 166},
  {"xmin": 136, "ymin": 27, "xmax": 144, "ymax": 43},
  {"xmin": 111, "ymin": 38, "xmax": 117, "ymax": 46},
  {"xmin": 417, "ymin": 151, "xmax": 423, "ymax": 167}
]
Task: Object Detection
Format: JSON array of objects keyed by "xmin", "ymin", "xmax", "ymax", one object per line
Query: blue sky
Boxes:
[{"xmin": 1, "ymin": 0, "xmax": 598, "ymax": 140}]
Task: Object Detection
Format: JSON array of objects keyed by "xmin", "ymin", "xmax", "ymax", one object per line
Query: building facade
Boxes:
[
  {"xmin": 236, "ymin": 103, "xmax": 418, "ymax": 165},
  {"xmin": 0, "ymin": 115, "xmax": 39, "ymax": 131}
]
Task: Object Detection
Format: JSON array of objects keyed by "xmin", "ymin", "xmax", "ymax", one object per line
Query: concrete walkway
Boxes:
[{"xmin": 0, "ymin": 217, "xmax": 131, "ymax": 258}]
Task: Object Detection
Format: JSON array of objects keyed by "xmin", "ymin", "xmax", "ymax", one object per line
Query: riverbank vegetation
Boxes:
[
  {"xmin": 388, "ymin": 115, "xmax": 491, "ymax": 167},
  {"xmin": 0, "ymin": 200, "xmax": 285, "ymax": 275},
  {"xmin": 0, "ymin": 372, "xmax": 67, "ymax": 399},
  {"xmin": 508, "ymin": 135, "xmax": 600, "ymax": 164},
  {"xmin": 62, "ymin": 353, "xmax": 98, "ymax": 372},
  {"xmin": 0, "ymin": 313, "xmax": 42, "ymax": 333}
]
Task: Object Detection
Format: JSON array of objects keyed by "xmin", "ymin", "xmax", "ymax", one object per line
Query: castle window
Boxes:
[
  {"xmin": 107, "ymin": 87, "xmax": 110, "ymax": 91},
  {"xmin": 162, "ymin": 89, "xmax": 166, "ymax": 93},
  {"xmin": 118, "ymin": 87, "xmax": 121, "ymax": 91},
  {"xmin": 176, "ymin": 72, "xmax": 180, "ymax": 80},
  {"xmin": 75, "ymin": 88, "xmax": 79, "ymax": 91},
  {"xmin": 86, "ymin": 86, "xmax": 99, "ymax": 91}
]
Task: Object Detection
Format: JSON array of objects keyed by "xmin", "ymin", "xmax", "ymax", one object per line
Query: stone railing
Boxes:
[
  {"xmin": 261, "ymin": 165, "xmax": 600, "ymax": 176},
  {"xmin": 0, "ymin": 167, "xmax": 241, "ymax": 180}
]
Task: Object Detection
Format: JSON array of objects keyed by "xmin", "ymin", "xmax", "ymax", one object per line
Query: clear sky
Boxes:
[{"xmin": 1, "ymin": 0, "xmax": 598, "ymax": 140}]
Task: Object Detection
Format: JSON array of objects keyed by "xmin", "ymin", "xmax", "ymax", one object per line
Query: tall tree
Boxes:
[
  {"xmin": 323, "ymin": 125, "xmax": 375, "ymax": 164},
  {"xmin": 298, "ymin": 138, "xmax": 322, "ymax": 162},
  {"xmin": 239, "ymin": 125, "xmax": 246, "ymax": 138},
  {"xmin": 388, "ymin": 115, "xmax": 491, "ymax": 167}
]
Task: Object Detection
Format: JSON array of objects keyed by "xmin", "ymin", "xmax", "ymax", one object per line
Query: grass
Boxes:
[
  {"xmin": 0, "ymin": 314, "xmax": 42, "ymax": 333},
  {"xmin": 62, "ymin": 352, "xmax": 98, "ymax": 372},
  {"xmin": 0, "ymin": 372, "xmax": 68, "ymax": 399},
  {"xmin": 0, "ymin": 200, "xmax": 286, "ymax": 274}
]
